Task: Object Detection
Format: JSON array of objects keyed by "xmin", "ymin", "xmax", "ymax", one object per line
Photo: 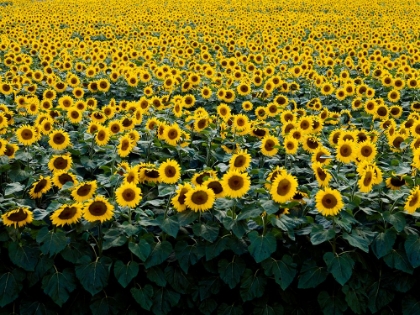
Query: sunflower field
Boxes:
[{"xmin": 1, "ymin": 0, "xmax": 420, "ymax": 313}]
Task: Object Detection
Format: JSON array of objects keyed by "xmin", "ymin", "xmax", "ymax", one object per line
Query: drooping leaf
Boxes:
[
  {"xmin": 342, "ymin": 229, "xmax": 375, "ymax": 253},
  {"xmin": 383, "ymin": 211, "xmax": 406, "ymax": 232},
  {"xmin": 218, "ymin": 256, "xmax": 246, "ymax": 289},
  {"xmin": 310, "ymin": 225, "xmax": 335, "ymax": 246},
  {"xmin": 205, "ymin": 236, "xmax": 228, "ymax": 261},
  {"xmin": 164, "ymin": 265, "xmax": 191, "ymax": 294},
  {"xmin": 151, "ymin": 287, "xmax": 180, "ymax": 315},
  {"xmin": 193, "ymin": 222, "xmax": 219, "ymax": 243},
  {"xmin": 248, "ymin": 231, "xmax": 276, "ymax": 263},
  {"xmin": 383, "ymin": 249, "xmax": 413, "ymax": 274},
  {"xmin": 367, "ymin": 280, "xmax": 394, "ymax": 313},
  {"xmin": 4, "ymin": 182, "xmax": 25, "ymax": 196},
  {"xmin": 261, "ymin": 255, "xmax": 297, "ymax": 290},
  {"xmin": 8, "ymin": 242, "xmax": 40, "ymax": 271},
  {"xmin": 36, "ymin": 227, "xmax": 68, "ymax": 257},
  {"xmin": 342, "ymin": 282, "xmax": 368, "ymax": 314},
  {"xmin": 129, "ymin": 239, "xmax": 151, "ymax": 262},
  {"xmin": 323, "ymin": 252, "xmax": 354, "ymax": 285},
  {"xmin": 199, "ymin": 299, "xmax": 218, "ymax": 315},
  {"xmin": 89, "ymin": 293, "xmax": 122, "ymax": 315},
  {"xmin": 131, "ymin": 285, "xmax": 153, "ymax": 311},
  {"xmin": 145, "ymin": 241, "xmax": 173, "ymax": 268},
  {"xmin": 75, "ymin": 256, "xmax": 112, "ymax": 296},
  {"xmin": 402, "ymin": 295, "xmax": 420, "ymax": 315},
  {"xmin": 199, "ymin": 277, "xmax": 221, "ymax": 301},
  {"xmin": 0, "ymin": 269, "xmax": 25, "ymax": 307},
  {"xmin": 239, "ymin": 269, "xmax": 267, "ymax": 302},
  {"xmin": 147, "ymin": 266, "xmax": 167, "ymax": 287},
  {"xmin": 317, "ymin": 291, "xmax": 347, "ymax": 315},
  {"xmin": 404, "ymin": 234, "xmax": 420, "ymax": 268},
  {"xmin": 113, "ymin": 260, "xmax": 139, "ymax": 288},
  {"xmin": 371, "ymin": 229, "xmax": 397, "ymax": 259},
  {"xmin": 157, "ymin": 215, "xmax": 179, "ymax": 238},
  {"xmin": 41, "ymin": 268, "xmax": 76, "ymax": 307},
  {"xmin": 252, "ymin": 304, "xmax": 284, "ymax": 315},
  {"xmin": 298, "ymin": 260, "xmax": 328, "ymax": 289},
  {"xmin": 175, "ymin": 241, "xmax": 202, "ymax": 273},
  {"xmin": 217, "ymin": 303, "xmax": 244, "ymax": 315}
]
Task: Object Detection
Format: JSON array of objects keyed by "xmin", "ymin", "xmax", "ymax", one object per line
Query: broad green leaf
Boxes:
[
  {"xmin": 175, "ymin": 241, "xmax": 202, "ymax": 273},
  {"xmin": 41, "ymin": 268, "xmax": 76, "ymax": 307},
  {"xmin": 205, "ymin": 236, "xmax": 228, "ymax": 261},
  {"xmin": 383, "ymin": 249, "xmax": 413, "ymax": 274},
  {"xmin": 129, "ymin": 239, "xmax": 151, "ymax": 262},
  {"xmin": 199, "ymin": 299, "xmax": 218, "ymax": 315},
  {"xmin": 113, "ymin": 260, "xmax": 139, "ymax": 288},
  {"xmin": 19, "ymin": 299, "xmax": 54, "ymax": 315},
  {"xmin": 131, "ymin": 285, "xmax": 153, "ymax": 311},
  {"xmin": 240, "ymin": 269, "xmax": 267, "ymax": 302},
  {"xmin": 218, "ymin": 256, "xmax": 246, "ymax": 289},
  {"xmin": 317, "ymin": 291, "xmax": 347, "ymax": 315},
  {"xmin": 164, "ymin": 265, "xmax": 191, "ymax": 294},
  {"xmin": 342, "ymin": 283, "xmax": 368, "ymax": 314},
  {"xmin": 342, "ymin": 230, "xmax": 373, "ymax": 253},
  {"xmin": 402, "ymin": 295, "xmax": 420, "ymax": 315},
  {"xmin": 199, "ymin": 277, "xmax": 221, "ymax": 300},
  {"xmin": 384, "ymin": 212, "xmax": 406, "ymax": 232},
  {"xmin": 146, "ymin": 266, "xmax": 167, "ymax": 287},
  {"xmin": 222, "ymin": 216, "xmax": 248, "ymax": 238},
  {"xmin": 248, "ymin": 231, "xmax": 276, "ymax": 263},
  {"xmin": 404, "ymin": 234, "xmax": 420, "ymax": 268},
  {"xmin": 151, "ymin": 287, "xmax": 180, "ymax": 315},
  {"xmin": 367, "ymin": 281, "xmax": 394, "ymax": 313},
  {"xmin": 36, "ymin": 227, "xmax": 68, "ymax": 257},
  {"xmin": 89, "ymin": 294, "xmax": 121, "ymax": 315},
  {"xmin": 177, "ymin": 210, "xmax": 199, "ymax": 226},
  {"xmin": 5, "ymin": 182, "xmax": 25, "ymax": 196},
  {"xmin": 0, "ymin": 269, "xmax": 25, "ymax": 307},
  {"xmin": 158, "ymin": 184, "xmax": 175, "ymax": 197},
  {"xmin": 237, "ymin": 204, "xmax": 263, "ymax": 220},
  {"xmin": 8, "ymin": 242, "xmax": 40, "ymax": 271},
  {"xmin": 323, "ymin": 252, "xmax": 354, "ymax": 285},
  {"xmin": 217, "ymin": 303, "xmax": 244, "ymax": 315},
  {"xmin": 371, "ymin": 229, "xmax": 397, "ymax": 259},
  {"xmin": 298, "ymin": 260, "xmax": 328, "ymax": 289},
  {"xmin": 157, "ymin": 215, "xmax": 179, "ymax": 238},
  {"xmin": 28, "ymin": 256, "xmax": 54, "ymax": 287},
  {"xmin": 261, "ymin": 255, "xmax": 297, "ymax": 290},
  {"xmin": 253, "ymin": 304, "xmax": 284, "ymax": 315},
  {"xmin": 260, "ymin": 200, "xmax": 281, "ymax": 215},
  {"xmin": 193, "ymin": 222, "xmax": 219, "ymax": 243},
  {"xmin": 75, "ymin": 256, "xmax": 112, "ymax": 296},
  {"xmin": 145, "ymin": 241, "xmax": 173, "ymax": 268},
  {"xmin": 310, "ymin": 225, "xmax": 335, "ymax": 245}
]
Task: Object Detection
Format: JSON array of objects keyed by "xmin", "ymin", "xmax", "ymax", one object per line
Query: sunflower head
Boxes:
[
  {"xmin": 184, "ymin": 186, "xmax": 215, "ymax": 212},
  {"xmin": 115, "ymin": 182, "xmax": 142, "ymax": 208},
  {"xmin": 50, "ymin": 203, "xmax": 83, "ymax": 227},
  {"xmin": 221, "ymin": 170, "xmax": 251, "ymax": 198},
  {"xmin": 2, "ymin": 207, "xmax": 33, "ymax": 228},
  {"xmin": 83, "ymin": 195, "xmax": 114, "ymax": 223},
  {"xmin": 315, "ymin": 188, "xmax": 344, "ymax": 216}
]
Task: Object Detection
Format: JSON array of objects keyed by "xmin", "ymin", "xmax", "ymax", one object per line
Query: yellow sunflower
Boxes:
[
  {"xmin": 385, "ymin": 177, "xmax": 406, "ymax": 190},
  {"xmin": 115, "ymin": 182, "xmax": 142, "ymax": 208},
  {"xmin": 312, "ymin": 162, "xmax": 332, "ymax": 188},
  {"xmin": 284, "ymin": 136, "xmax": 299, "ymax": 155},
  {"xmin": 52, "ymin": 171, "xmax": 78, "ymax": 189},
  {"xmin": 221, "ymin": 170, "xmax": 251, "ymax": 198},
  {"xmin": 95, "ymin": 126, "xmax": 111, "ymax": 146},
  {"xmin": 204, "ymin": 178, "xmax": 225, "ymax": 198},
  {"xmin": 29, "ymin": 176, "xmax": 52, "ymax": 199},
  {"xmin": 48, "ymin": 154, "xmax": 73, "ymax": 172},
  {"xmin": 229, "ymin": 149, "xmax": 251, "ymax": 172},
  {"xmin": 315, "ymin": 188, "xmax": 344, "ymax": 216},
  {"xmin": 191, "ymin": 170, "xmax": 218, "ymax": 186},
  {"xmin": 49, "ymin": 129, "xmax": 71, "ymax": 150},
  {"xmin": 2, "ymin": 207, "xmax": 33, "ymax": 228},
  {"xmin": 50, "ymin": 203, "xmax": 83, "ymax": 227},
  {"xmin": 83, "ymin": 195, "xmax": 114, "ymax": 223},
  {"xmin": 357, "ymin": 140, "xmax": 377, "ymax": 162},
  {"xmin": 163, "ymin": 123, "xmax": 182, "ymax": 146},
  {"xmin": 159, "ymin": 159, "xmax": 181, "ymax": 184},
  {"xmin": 358, "ymin": 167, "xmax": 376, "ymax": 193},
  {"xmin": 16, "ymin": 125, "xmax": 38, "ymax": 146},
  {"xmin": 261, "ymin": 135, "xmax": 279, "ymax": 157},
  {"xmin": 270, "ymin": 173, "xmax": 298, "ymax": 204},
  {"xmin": 117, "ymin": 134, "xmax": 135, "ymax": 158},
  {"xmin": 184, "ymin": 186, "xmax": 215, "ymax": 212},
  {"xmin": 336, "ymin": 140, "xmax": 356, "ymax": 164},
  {"xmin": 171, "ymin": 183, "xmax": 193, "ymax": 212},
  {"xmin": 404, "ymin": 186, "xmax": 420, "ymax": 214},
  {"xmin": 71, "ymin": 180, "xmax": 97, "ymax": 202}
]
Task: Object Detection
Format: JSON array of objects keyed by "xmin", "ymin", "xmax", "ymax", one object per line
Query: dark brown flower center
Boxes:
[
  {"xmin": 88, "ymin": 201, "xmax": 107, "ymax": 216},
  {"xmin": 340, "ymin": 145, "xmax": 351, "ymax": 157},
  {"xmin": 58, "ymin": 206, "xmax": 77, "ymax": 220},
  {"xmin": 322, "ymin": 194, "xmax": 338, "ymax": 208},
  {"xmin": 122, "ymin": 188, "xmax": 136, "ymax": 201},
  {"xmin": 77, "ymin": 184, "xmax": 92, "ymax": 197},
  {"xmin": 228, "ymin": 175, "xmax": 244, "ymax": 190},
  {"xmin": 53, "ymin": 133, "xmax": 66, "ymax": 145},
  {"xmin": 58, "ymin": 173, "xmax": 74, "ymax": 185},
  {"xmin": 276, "ymin": 179, "xmax": 291, "ymax": 196},
  {"xmin": 164, "ymin": 166, "xmax": 176, "ymax": 178},
  {"xmin": 264, "ymin": 139, "xmax": 275, "ymax": 151},
  {"xmin": 7, "ymin": 208, "xmax": 28, "ymax": 222},
  {"xmin": 34, "ymin": 179, "xmax": 47, "ymax": 193},
  {"xmin": 145, "ymin": 169, "xmax": 159, "ymax": 178},
  {"xmin": 191, "ymin": 191, "xmax": 208, "ymax": 205},
  {"xmin": 207, "ymin": 181, "xmax": 223, "ymax": 194},
  {"xmin": 53, "ymin": 157, "xmax": 68, "ymax": 170},
  {"xmin": 234, "ymin": 155, "xmax": 246, "ymax": 167}
]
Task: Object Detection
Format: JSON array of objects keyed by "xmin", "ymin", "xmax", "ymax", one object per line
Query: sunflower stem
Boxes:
[
  {"xmin": 89, "ymin": 134, "xmax": 95, "ymax": 160},
  {"xmin": 164, "ymin": 194, "xmax": 173, "ymax": 219},
  {"xmin": 262, "ymin": 214, "xmax": 267, "ymax": 236},
  {"xmin": 332, "ymin": 220, "xmax": 337, "ymax": 255},
  {"xmin": 98, "ymin": 223, "xmax": 103, "ymax": 257}
]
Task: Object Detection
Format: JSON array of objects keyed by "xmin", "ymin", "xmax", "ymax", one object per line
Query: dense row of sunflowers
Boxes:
[{"xmin": 1, "ymin": 0, "xmax": 420, "ymax": 230}]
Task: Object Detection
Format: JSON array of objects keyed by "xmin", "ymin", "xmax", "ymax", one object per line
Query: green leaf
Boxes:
[
  {"xmin": 367, "ymin": 281, "xmax": 394, "ymax": 313},
  {"xmin": 41, "ymin": 268, "xmax": 76, "ymax": 307},
  {"xmin": 342, "ymin": 282, "xmax": 368, "ymax": 314},
  {"xmin": 177, "ymin": 210, "xmax": 199, "ymax": 226},
  {"xmin": 157, "ymin": 215, "xmax": 179, "ymax": 238},
  {"xmin": 89, "ymin": 294, "xmax": 121, "ymax": 315},
  {"xmin": 75, "ymin": 256, "xmax": 112, "ymax": 296},
  {"xmin": 199, "ymin": 299, "xmax": 218, "ymax": 315},
  {"xmin": 113, "ymin": 260, "xmax": 139, "ymax": 288},
  {"xmin": 253, "ymin": 304, "xmax": 284, "ymax": 315},
  {"xmin": 36, "ymin": 227, "xmax": 68, "ymax": 257},
  {"xmin": 371, "ymin": 229, "xmax": 397, "ymax": 259},
  {"xmin": 164, "ymin": 265, "xmax": 191, "ymax": 294},
  {"xmin": 193, "ymin": 222, "xmax": 219, "ymax": 243},
  {"xmin": 237, "ymin": 204, "xmax": 263, "ymax": 220},
  {"xmin": 218, "ymin": 257, "xmax": 246, "ymax": 289},
  {"xmin": 20, "ymin": 299, "xmax": 55, "ymax": 315},
  {"xmin": 4, "ymin": 182, "xmax": 25, "ymax": 196},
  {"xmin": 310, "ymin": 225, "xmax": 335, "ymax": 245},
  {"xmin": 129, "ymin": 239, "xmax": 151, "ymax": 262},
  {"xmin": 298, "ymin": 260, "xmax": 328, "ymax": 289},
  {"xmin": 199, "ymin": 277, "xmax": 221, "ymax": 300},
  {"xmin": 131, "ymin": 285, "xmax": 153, "ymax": 311},
  {"xmin": 323, "ymin": 252, "xmax": 354, "ymax": 285},
  {"xmin": 147, "ymin": 266, "xmax": 167, "ymax": 287},
  {"xmin": 404, "ymin": 234, "xmax": 420, "ymax": 268},
  {"xmin": 205, "ymin": 236, "xmax": 228, "ymax": 261},
  {"xmin": 222, "ymin": 216, "xmax": 248, "ymax": 238},
  {"xmin": 317, "ymin": 291, "xmax": 347, "ymax": 315},
  {"xmin": 248, "ymin": 231, "xmax": 276, "ymax": 263},
  {"xmin": 402, "ymin": 295, "xmax": 420, "ymax": 315},
  {"xmin": 145, "ymin": 241, "xmax": 173, "ymax": 268},
  {"xmin": 217, "ymin": 303, "xmax": 243, "ymax": 315},
  {"xmin": 8, "ymin": 242, "xmax": 40, "ymax": 271},
  {"xmin": 261, "ymin": 255, "xmax": 297, "ymax": 290},
  {"xmin": 260, "ymin": 200, "xmax": 280, "ymax": 215},
  {"xmin": 151, "ymin": 287, "xmax": 180, "ymax": 315},
  {"xmin": 158, "ymin": 184, "xmax": 175, "ymax": 197},
  {"xmin": 0, "ymin": 269, "xmax": 25, "ymax": 307},
  {"xmin": 384, "ymin": 211, "xmax": 406, "ymax": 232},
  {"xmin": 383, "ymin": 249, "xmax": 413, "ymax": 274},
  {"xmin": 239, "ymin": 269, "xmax": 267, "ymax": 302},
  {"xmin": 175, "ymin": 241, "xmax": 202, "ymax": 273},
  {"xmin": 342, "ymin": 230, "xmax": 372, "ymax": 253}
]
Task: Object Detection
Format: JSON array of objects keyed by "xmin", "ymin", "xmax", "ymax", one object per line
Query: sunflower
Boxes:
[
  {"xmin": 159, "ymin": 159, "xmax": 181, "ymax": 184},
  {"xmin": 123, "ymin": 167, "xmax": 140, "ymax": 184},
  {"xmin": 83, "ymin": 195, "xmax": 114, "ymax": 223},
  {"xmin": 52, "ymin": 171, "xmax": 78, "ymax": 189},
  {"xmin": 221, "ymin": 170, "xmax": 251, "ymax": 198},
  {"xmin": 4, "ymin": 143, "xmax": 19, "ymax": 159},
  {"xmin": 29, "ymin": 176, "xmax": 52, "ymax": 199},
  {"xmin": 67, "ymin": 109, "xmax": 83, "ymax": 124},
  {"xmin": 284, "ymin": 136, "xmax": 299, "ymax": 155},
  {"xmin": 163, "ymin": 123, "xmax": 182, "ymax": 146},
  {"xmin": 139, "ymin": 168, "xmax": 161, "ymax": 184},
  {"xmin": 320, "ymin": 82, "xmax": 334, "ymax": 95},
  {"xmin": 2, "ymin": 207, "xmax": 33, "ymax": 228},
  {"xmin": 184, "ymin": 186, "xmax": 215, "ymax": 212},
  {"xmin": 388, "ymin": 89, "xmax": 400, "ymax": 103},
  {"xmin": 385, "ymin": 177, "xmax": 406, "ymax": 190},
  {"xmin": 48, "ymin": 154, "xmax": 73, "ymax": 172},
  {"xmin": 261, "ymin": 135, "xmax": 279, "ymax": 157},
  {"xmin": 270, "ymin": 173, "xmax": 298, "ymax": 204},
  {"xmin": 49, "ymin": 129, "xmax": 71, "ymax": 150},
  {"xmin": 336, "ymin": 140, "xmax": 356, "ymax": 164},
  {"xmin": 302, "ymin": 136, "xmax": 320, "ymax": 153},
  {"xmin": 191, "ymin": 170, "xmax": 218, "ymax": 186},
  {"xmin": 358, "ymin": 167, "xmax": 375, "ymax": 193},
  {"xmin": 50, "ymin": 203, "xmax": 83, "ymax": 227},
  {"xmin": 117, "ymin": 134, "xmax": 135, "ymax": 158},
  {"xmin": 404, "ymin": 186, "xmax": 420, "ymax": 214},
  {"xmin": 315, "ymin": 188, "xmax": 344, "ymax": 216},
  {"xmin": 95, "ymin": 126, "xmax": 111, "ymax": 146},
  {"xmin": 204, "ymin": 178, "xmax": 225, "ymax": 198},
  {"xmin": 115, "ymin": 182, "xmax": 142, "ymax": 208},
  {"xmin": 171, "ymin": 183, "xmax": 193, "ymax": 212},
  {"xmin": 229, "ymin": 149, "xmax": 251, "ymax": 172},
  {"xmin": 312, "ymin": 162, "xmax": 332, "ymax": 187},
  {"xmin": 71, "ymin": 180, "xmax": 97, "ymax": 202},
  {"xmin": 311, "ymin": 147, "xmax": 332, "ymax": 165},
  {"xmin": 16, "ymin": 125, "xmax": 38, "ymax": 146}
]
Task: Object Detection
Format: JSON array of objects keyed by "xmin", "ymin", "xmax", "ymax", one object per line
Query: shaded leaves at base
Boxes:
[{"xmin": 75, "ymin": 256, "xmax": 112, "ymax": 296}]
